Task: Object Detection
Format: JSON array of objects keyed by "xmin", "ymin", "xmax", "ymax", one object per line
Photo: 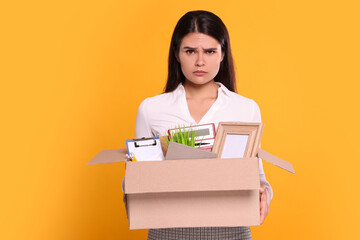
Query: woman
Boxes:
[{"xmin": 135, "ymin": 10, "xmax": 272, "ymax": 240}]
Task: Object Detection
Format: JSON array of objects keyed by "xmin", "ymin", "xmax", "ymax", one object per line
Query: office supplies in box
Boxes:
[
  {"xmin": 88, "ymin": 143, "xmax": 294, "ymax": 229},
  {"xmin": 88, "ymin": 122, "xmax": 295, "ymax": 229},
  {"xmin": 168, "ymin": 123, "xmax": 215, "ymax": 151}
]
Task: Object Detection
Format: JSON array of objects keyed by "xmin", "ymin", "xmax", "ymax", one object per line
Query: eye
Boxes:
[
  {"xmin": 206, "ymin": 50, "xmax": 216, "ymax": 54},
  {"xmin": 185, "ymin": 50, "xmax": 195, "ymax": 54}
]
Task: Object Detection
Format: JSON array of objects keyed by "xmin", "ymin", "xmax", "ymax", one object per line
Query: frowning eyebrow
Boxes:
[{"xmin": 183, "ymin": 47, "xmax": 218, "ymax": 51}]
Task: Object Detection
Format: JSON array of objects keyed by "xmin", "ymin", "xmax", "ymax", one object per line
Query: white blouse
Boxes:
[{"xmin": 135, "ymin": 82, "xmax": 273, "ymax": 201}]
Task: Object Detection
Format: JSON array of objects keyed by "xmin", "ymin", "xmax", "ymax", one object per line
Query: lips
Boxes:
[{"xmin": 193, "ymin": 70, "xmax": 207, "ymax": 76}]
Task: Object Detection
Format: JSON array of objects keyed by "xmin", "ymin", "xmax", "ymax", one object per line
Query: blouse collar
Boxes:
[{"xmin": 174, "ymin": 82, "xmax": 232, "ymax": 97}]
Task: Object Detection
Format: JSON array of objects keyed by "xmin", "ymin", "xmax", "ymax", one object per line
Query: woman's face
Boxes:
[{"xmin": 177, "ymin": 32, "xmax": 224, "ymax": 86}]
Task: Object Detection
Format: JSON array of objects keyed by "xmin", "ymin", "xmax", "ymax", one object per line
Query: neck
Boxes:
[{"xmin": 183, "ymin": 80, "xmax": 219, "ymax": 100}]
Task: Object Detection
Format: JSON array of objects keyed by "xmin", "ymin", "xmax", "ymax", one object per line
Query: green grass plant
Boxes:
[{"xmin": 166, "ymin": 125, "xmax": 200, "ymax": 148}]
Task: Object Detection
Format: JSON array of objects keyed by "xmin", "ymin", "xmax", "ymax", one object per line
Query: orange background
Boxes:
[{"xmin": 1, "ymin": 0, "xmax": 360, "ymax": 239}]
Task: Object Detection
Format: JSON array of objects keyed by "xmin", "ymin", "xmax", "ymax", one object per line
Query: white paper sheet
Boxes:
[
  {"xmin": 221, "ymin": 134, "xmax": 249, "ymax": 158},
  {"xmin": 126, "ymin": 138, "xmax": 164, "ymax": 161}
]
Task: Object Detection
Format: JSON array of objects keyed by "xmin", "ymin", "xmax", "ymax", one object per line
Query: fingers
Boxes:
[
  {"xmin": 259, "ymin": 193, "xmax": 266, "ymax": 224},
  {"xmin": 259, "ymin": 184, "xmax": 268, "ymax": 225}
]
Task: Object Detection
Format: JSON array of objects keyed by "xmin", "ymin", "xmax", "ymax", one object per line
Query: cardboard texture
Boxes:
[
  {"xmin": 258, "ymin": 148, "xmax": 295, "ymax": 174},
  {"xmin": 165, "ymin": 141, "xmax": 217, "ymax": 160},
  {"xmin": 89, "ymin": 141, "xmax": 294, "ymax": 229},
  {"xmin": 88, "ymin": 149, "xmax": 127, "ymax": 165}
]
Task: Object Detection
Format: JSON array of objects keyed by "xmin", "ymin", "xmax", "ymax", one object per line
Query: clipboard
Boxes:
[{"xmin": 125, "ymin": 137, "xmax": 164, "ymax": 161}]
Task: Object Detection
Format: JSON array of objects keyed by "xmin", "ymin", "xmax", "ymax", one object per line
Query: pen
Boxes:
[{"xmin": 194, "ymin": 142, "xmax": 210, "ymax": 146}]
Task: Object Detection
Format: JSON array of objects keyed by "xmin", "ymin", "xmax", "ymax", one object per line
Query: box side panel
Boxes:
[
  {"xmin": 127, "ymin": 190, "xmax": 260, "ymax": 230},
  {"xmin": 125, "ymin": 158, "xmax": 260, "ymax": 194}
]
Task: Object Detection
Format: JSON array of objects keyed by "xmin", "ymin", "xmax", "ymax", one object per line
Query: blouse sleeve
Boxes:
[
  {"xmin": 123, "ymin": 99, "xmax": 153, "ymax": 202},
  {"xmin": 135, "ymin": 98, "xmax": 153, "ymax": 139},
  {"xmin": 252, "ymin": 100, "xmax": 273, "ymax": 205}
]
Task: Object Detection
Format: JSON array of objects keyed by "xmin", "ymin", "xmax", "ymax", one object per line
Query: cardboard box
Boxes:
[{"xmin": 88, "ymin": 142, "xmax": 294, "ymax": 229}]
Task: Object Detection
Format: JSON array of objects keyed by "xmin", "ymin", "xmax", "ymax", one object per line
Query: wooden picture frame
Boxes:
[{"xmin": 212, "ymin": 122, "xmax": 264, "ymax": 158}]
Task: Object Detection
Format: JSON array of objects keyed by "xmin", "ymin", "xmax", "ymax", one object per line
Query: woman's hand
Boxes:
[{"xmin": 259, "ymin": 184, "xmax": 269, "ymax": 224}]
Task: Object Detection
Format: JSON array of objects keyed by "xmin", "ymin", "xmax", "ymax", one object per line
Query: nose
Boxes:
[{"xmin": 195, "ymin": 52, "xmax": 205, "ymax": 67}]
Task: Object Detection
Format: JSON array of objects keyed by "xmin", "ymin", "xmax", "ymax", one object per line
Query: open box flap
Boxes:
[
  {"xmin": 88, "ymin": 149, "xmax": 128, "ymax": 165},
  {"xmin": 165, "ymin": 141, "xmax": 217, "ymax": 160},
  {"xmin": 125, "ymin": 157, "xmax": 260, "ymax": 194},
  {"xmin": 258, "ymin": 148, "xmax": 295, "ymax": 174}
]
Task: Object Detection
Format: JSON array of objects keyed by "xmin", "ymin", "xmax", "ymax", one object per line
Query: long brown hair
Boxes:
[{"xmin": 164, "ymin": 10, "xmax": 236, "ymax": 93}]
